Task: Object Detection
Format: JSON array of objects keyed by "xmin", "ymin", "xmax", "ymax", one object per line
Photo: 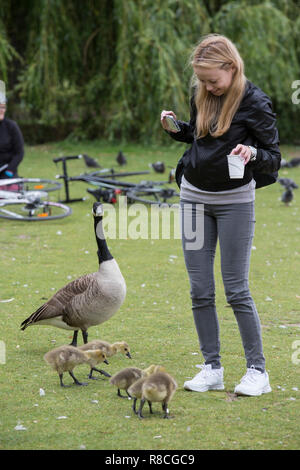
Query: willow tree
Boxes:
[
  {"xmin": 108, "ymin": 0, "xmax": 211, "ymax": 141},
  {"xmin": 16, "ymin": 0, "xmax": 82, "ymax": 122},
  {"xmin": 214, "ymin": 2, "xmax": 298, "ymax": 100},
  {"xmin": 213, "ymin": 0, "xmax": 300, "ymax": 141},
  {"xmin": 102, "ymin": 0, "xmax": 300, "ymax": 142},
  {"xmin": 0, "ymin": 0, "xmax": 299, "ymax": 143},
  {"xmin": 0, "ymin": 0, "xmax": 21, "ymax": 83}
]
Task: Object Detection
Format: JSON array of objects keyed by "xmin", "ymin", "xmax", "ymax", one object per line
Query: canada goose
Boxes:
[
  {"xmin": 44, "ymin": 345, "xmax": 109, "ymax": 387},
  {"xmin": 127, "ymin": 365, "xmax": 166, "ymax": 415},
  {"xmin": 20, "ymin": 202, "xmax": 126, "ymax": 346},
  {"xmin": 137, "ymin": 372, "xmax": 177, "ymax": 419},
  {"xmin": 79, "ymin": 340, "xmax": 131, "ymax": 379},
  {"xmin": 109, "ymin": 364, "xmax": 159, "ymax": 398}
]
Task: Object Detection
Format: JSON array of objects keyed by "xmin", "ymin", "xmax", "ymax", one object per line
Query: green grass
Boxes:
[{"xmin": 0, "ymin": 140, "xmax": 300, "ymax": 450}]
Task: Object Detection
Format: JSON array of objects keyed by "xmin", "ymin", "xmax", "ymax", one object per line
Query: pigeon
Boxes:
[
  {"xmin": 82, "ymin": 154, "xmax": 101, "ymax": 168},
  {"xmin": 280, "ymin": 157, "xmax": 300, "ymax": 168},
  {"xmin": 290, "ymin": 157, "xmax": 300, "ymax": 167},
  {"xmin": 281, "ymin": 187, "xmax": 294, "ymax": 206},
  {"xmin": 151, "ymin": 161, "xmax": 165, "ymax": 173},
  {"xmin": 278, "ymin": 178, "xmax": 298, "ymax": 189},
  {"xmin": 116, "ymin": 151, "xmax": 127, "ymax": 165}
]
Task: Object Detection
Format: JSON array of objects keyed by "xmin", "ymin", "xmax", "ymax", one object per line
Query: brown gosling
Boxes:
[
  {"xmin": 109, "ymin": 364, "xmax": 159, "ymax": 399},
  {"xmin": 127, "ymin": 365, "xmax": 166, "ymax": 415},
  {"xmin": 137, "ymin": 371, "xmax": 177, "ymax": 419},
  {"xmin": 44, "ymin": 345, "xmax": 109, "ymax": 387},
  {"xmin": 79, "ymin": 340, "xmax": 131, "ymax": 358},
  {"xmin": 79, "ymin": 340, "xmax": 131, "ymax": 379}
]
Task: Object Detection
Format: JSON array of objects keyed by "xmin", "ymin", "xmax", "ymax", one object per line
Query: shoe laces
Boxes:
[
  {"xmin": 195, "ymin": 364, "xmax": 213, "ymax": 378},
  {"xmin": 240, "ymin": 366, "xmax": 262, "ymax": 384}
]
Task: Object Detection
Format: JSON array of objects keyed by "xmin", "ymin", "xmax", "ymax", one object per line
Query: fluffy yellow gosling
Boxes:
[
  {"xmin": 127, "ymin": 365, "xmax": 166, "ymax": 415},
  {"xmin": 137, "ymin": 371, "xmax": 177, "ymax": 419},
  {"xmin": 109, "ymin": 364, "xmax": 161, "ymax": 398},
  {"xmin": 79, "ymin": 340, "xmax": 131, "ymax": 358},
  {"xmin": 44, "ymin": 345, "xmax": 108, "ymax": 387}
]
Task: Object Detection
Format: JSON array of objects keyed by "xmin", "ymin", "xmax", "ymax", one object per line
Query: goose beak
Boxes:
[
  {"xmin": 104, "ymin": 358, "xmax": 109, "ymax": 365},
  {"xmin": 126, "ymin": 352, "xmax": 132, "ymax": 359}
]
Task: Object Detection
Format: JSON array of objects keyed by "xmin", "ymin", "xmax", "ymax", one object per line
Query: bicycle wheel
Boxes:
[
  {"xmin": 0, "ymin": 199, "xmax": 72, "ymax": 221},
  {"xmin": 126, "ymin": 187, "xmax": 179, "ymax": 207},
  {"xmin": 0, "ymin": 178, "xmax": 62, "ymax": 192}
]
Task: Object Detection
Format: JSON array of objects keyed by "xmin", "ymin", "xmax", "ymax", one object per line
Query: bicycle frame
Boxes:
[
  {"xmin": 53, "ymin": 154, "xmax": 151, "ymax": 203},
  {"xmin": 0, "ymin": 189, "xmax": 48, "ymax": 200}
]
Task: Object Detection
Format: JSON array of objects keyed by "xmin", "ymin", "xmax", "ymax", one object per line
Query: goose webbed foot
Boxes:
[
  {"xmin": 69, "ymin": 371, "xmax": 88, "ymax": 386},
  {"xmin": 88, "ymin": 373, "xmax": 100, "ymax": 380},
  {"xmin": 88, "ymin": 372, "xmax": 100, "ymax": 380},
  {"xmin": 88, "ymin": 367, "xmax": 111, "ymax": 380},
  {"xmin": 93, "ymin": 367, "xmax": 111, "ymax": 378}
]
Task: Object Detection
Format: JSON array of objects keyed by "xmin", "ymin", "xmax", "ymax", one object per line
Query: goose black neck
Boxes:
[{"xmin": 94, "ymin": 216, "xmax": 113, "ymax": 264}]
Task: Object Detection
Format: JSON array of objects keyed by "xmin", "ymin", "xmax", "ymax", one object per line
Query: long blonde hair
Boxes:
[{"xmin": 191, "ymin": 34, "xmax": 246, "ymax": 138}]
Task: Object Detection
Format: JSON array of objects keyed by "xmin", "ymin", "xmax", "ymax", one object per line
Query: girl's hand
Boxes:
[
  {"xmin": 230, "ymin": 144, "xmax": 252, "ymax": 165},
  {"xmin": 160, "ymin": 110, "xmax": 179, "ymax": 132}
]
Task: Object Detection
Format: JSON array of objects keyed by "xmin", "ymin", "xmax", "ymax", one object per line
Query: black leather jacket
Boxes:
[{"xmin": 169, "ymin": 80, "xmax": 281, "ymax": 191}]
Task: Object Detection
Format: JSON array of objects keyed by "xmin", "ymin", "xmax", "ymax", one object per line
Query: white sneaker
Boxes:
[
  {"xmin": 234, "ymin": 366, "xmax": 272, "ymax": 396},
  {"xmin": 184, "ymin": 364, "xmax": 224, "ymax": 392}
]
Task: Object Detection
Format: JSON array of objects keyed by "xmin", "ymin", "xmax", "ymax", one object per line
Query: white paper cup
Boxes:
[{"xmin": 227, "ymin": 154, "xmax": 245, "ymax": 179}]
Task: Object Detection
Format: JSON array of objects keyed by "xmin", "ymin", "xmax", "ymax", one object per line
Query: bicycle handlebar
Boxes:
[
  {"xmin": 0, "ymin": 164, "xmax": 8, "ymax": 174},
  {"xmin": 53, "ymin": 155, "xmax": 83, "ymax": 163}
]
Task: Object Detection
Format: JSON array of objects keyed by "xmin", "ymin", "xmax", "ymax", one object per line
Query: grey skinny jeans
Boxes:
[{"xmin": 180, "ymin": 200, "xmax": 265, "ymax": 372}]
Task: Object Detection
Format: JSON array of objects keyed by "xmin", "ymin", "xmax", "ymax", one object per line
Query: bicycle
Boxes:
[
  {"xmin": 53, "ymin": 154, "xmax": 153, "ymax": 203},
  {"xmin": 53, "ymin": 155, "xmax": 179, "ymax": 207},
  {"xmin": 83, "ymin": 173, "xmax": 180, "ymax": 207},
  {"xmin": 0, "ymin": 177, "xmax": 72, "ymax": 221},
  {"xmin": 85, "ymin": 176, "xmax": 180, "ymax": 206}
]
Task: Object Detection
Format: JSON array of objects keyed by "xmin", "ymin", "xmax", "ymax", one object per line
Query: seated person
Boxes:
[{"xmin": 0, "ymin": 96, "xmax": 24, "ymax": 191}]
